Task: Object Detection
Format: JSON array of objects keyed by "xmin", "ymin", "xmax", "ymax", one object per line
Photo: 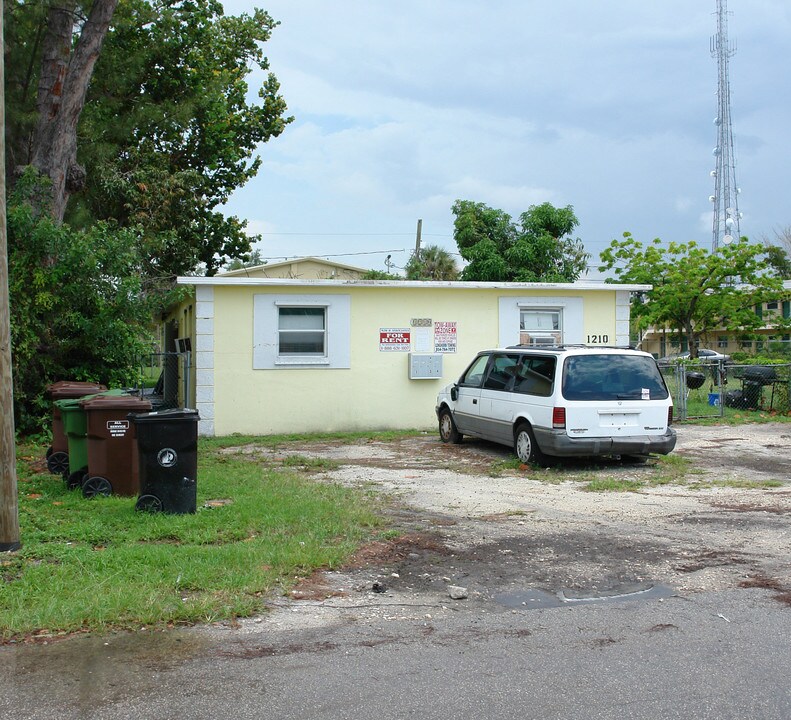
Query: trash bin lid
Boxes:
[
  {"xmin": 46, "ymin": 381, "xmax": 108, "ymax": 400},
  {"xmin": 80, "ymin": 395, "xmax": 153, "ymax": 411},
  {"xmin": 54, "ymin": 388, "xmax": 129, "ymax": 411},
  {"xmin": 131, "ymin": 408, "xmax": 200, "ymax": 423}
]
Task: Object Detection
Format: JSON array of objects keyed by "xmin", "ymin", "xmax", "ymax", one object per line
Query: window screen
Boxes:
[{"xmin": 278, "ymin": 307, "xmax": 326, "ymax": 355}]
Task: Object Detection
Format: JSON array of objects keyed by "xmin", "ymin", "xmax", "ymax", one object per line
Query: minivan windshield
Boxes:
[{"xmin": 562, "ymin": 354, "xmax": 669, "ymax": 401}]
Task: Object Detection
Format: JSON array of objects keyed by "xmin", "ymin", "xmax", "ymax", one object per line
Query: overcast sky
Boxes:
[{"xmin": 219, "ymin": 1, "xmax": 791, "ymax": 276}]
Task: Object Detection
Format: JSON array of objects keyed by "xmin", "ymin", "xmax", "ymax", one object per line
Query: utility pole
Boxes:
[
  {"xmin": 0, "ymin": 0, "xmax": 22, "ymax": 552},
  {"xmin": 414, "ymin": 218, "xmax": 423, "ymax": 257}
]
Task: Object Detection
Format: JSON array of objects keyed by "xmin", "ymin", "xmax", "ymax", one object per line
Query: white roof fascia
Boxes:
[{"xmin": 177, "ymin": 277, "xmax": 653, "ymax": 292}]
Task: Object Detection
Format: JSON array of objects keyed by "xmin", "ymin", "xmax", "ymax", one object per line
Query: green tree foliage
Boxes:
[
  {"xmin": 404, "ymin": 245, "xmax": 459, "ymax": 280},
  {"xmin": 360, "ymin": 269, "xmax": 402, "ymax": 280},
  {"xmin": 224, "ymin": 248, "xmax": 265, "ymax": 272},
  {"xmin": 7, "ymin": 175, "xmax": 177, "ymax": 432},
  {"xmin": 452, "ymin": 200, "xmax": 589, "ymax": 282},
  {"xmin": 7, "ymin": 0, "xmax": 121, "ymax": 220},
  {"xmin": 4, "ymin": 0, "xmax": 291, "ymax": 430},
  {"xmin": 6, "ymin": 0, "xmax": 292, "ymax": 277},
  {"xmin": 3, "ymin": 0, "xmax": 49, "ymax": 173},
  {"xmin": 599, "ymin": 233, "xmax": 791, "ymax": 357},
  {"xmin": 77, "ymin": 0, "xmax": 291, "ymax": 276},
  {"xmin": 762, "ymin": 226, "xmax": 791, "ymax": 278}
]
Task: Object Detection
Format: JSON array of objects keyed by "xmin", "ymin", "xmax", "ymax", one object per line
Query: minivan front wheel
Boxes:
[
  {"xmin": 439, "ymin": 408, "xmax": 462, "ymax": 444},
  {"xmin": 514, "ymin": 423, "xmax": 544, "ymax": 465}
]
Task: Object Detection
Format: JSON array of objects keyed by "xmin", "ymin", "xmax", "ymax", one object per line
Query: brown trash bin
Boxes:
[
  {"xmin": 80, "ymin": 395, "xmax": 152, "ymax": 498},
  {"xmin": 45, "ymin": 381, "xmax": 107, "ymax": 475}
]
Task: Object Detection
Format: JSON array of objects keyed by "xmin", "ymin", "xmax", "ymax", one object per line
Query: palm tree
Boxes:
[{"xmin": 405, "ymin": 244, "xmax": 459, "ymax": 280}]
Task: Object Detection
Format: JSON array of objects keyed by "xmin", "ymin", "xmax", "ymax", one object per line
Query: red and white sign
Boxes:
[
  {"xmin": 379, "ymin": 328, "xmax": 411, "ymax": 352},
  {"xmin": 434, "ymin": 321, "xmax": 457, "ymax": 353}
]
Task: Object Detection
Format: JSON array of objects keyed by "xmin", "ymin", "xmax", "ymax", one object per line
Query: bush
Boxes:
[{"xmin": 8, "ymin": 180, "xmax": 172, "ymax": 433}]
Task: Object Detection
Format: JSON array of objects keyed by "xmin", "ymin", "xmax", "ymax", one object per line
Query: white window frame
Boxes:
[
  {"xmin": 254, "ymin": 294, "xmax": 351, "ymax": 369},
  {"xmin": 498, "ymin": 296, "xmax": 584, "ymax": 348}
]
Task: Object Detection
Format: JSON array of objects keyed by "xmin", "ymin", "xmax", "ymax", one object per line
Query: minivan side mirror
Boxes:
[{"xmin": 450, "ymin": 384, "xmax": 459, "ymax": 401}]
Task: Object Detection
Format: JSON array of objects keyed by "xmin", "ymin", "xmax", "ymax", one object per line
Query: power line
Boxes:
[
  {"xmin": 259, "ymin": 232, "xmax": 451, "ymax": 238},
  {"xmin": 259, "ymin": 248, "xmax": 407, "ymax": 260}
]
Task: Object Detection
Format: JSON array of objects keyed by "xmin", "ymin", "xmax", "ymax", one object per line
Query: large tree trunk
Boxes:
[{"xmin": 31, "ymin": 0, "xmax": 118, "ymax": 221}]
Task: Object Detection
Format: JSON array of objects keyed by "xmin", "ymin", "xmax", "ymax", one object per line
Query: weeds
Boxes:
[
  {"xmin": 579, "ymin": 454, "xmax": 696, "ymax": 492},
  {"xmin": 2, "ymin": 439, "xmax": 387, "ymax": 642},
  {"xmin": 278, "ymin": 455, "xmax": 341, "ymax": 472},
  {"xmin": 693, "ymin": 478, "xmax": 784, "ymax": 490}
]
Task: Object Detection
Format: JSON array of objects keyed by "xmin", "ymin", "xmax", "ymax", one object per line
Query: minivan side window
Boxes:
[
  {"xmin": 512, "ymin": 355, "xmax": 556, "ymax": 397},
  {"xmin": 483, "ymin": 354, "xmax": 519, "ymax": 391},
  {"xmin": 459, "ymin": 354, "xmax": 490, "ymax": 388}
]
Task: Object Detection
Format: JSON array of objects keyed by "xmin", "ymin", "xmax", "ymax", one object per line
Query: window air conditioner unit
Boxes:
[{"xmin": 529, "ymin": 335, "xmax": 556, "ymax": 347}]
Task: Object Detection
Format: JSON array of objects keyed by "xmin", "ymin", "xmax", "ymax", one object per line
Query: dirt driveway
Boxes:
[{"xmin": 226, "ymin": 423, "xmax": 791, "ymax": 630}]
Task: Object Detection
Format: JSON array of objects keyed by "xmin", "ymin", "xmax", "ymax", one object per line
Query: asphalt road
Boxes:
[{"xmin": 3, "ymin": 587, "xmax": 790, "ymax": 720}]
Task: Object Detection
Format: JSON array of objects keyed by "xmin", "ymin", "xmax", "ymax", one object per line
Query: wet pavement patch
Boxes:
[
  {"xmin": 494, "ymin": 582, "xmax": 675, "ymax": 610},
  {"xmin": 354, "ymin": 529, "xmax": 678, "ymax": 607}
]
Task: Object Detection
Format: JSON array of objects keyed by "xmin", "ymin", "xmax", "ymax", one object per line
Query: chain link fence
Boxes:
[
  {"xmin": 134, "ymin": 352, "xmax": 192, "ymax": 410},
  {"xmin": 658, "ymin": 360, "xmax": 791, "ymax": 421}
]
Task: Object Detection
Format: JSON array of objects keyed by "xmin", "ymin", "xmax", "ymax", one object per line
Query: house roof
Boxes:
[{"xmin": 218, "ymin": 256, "xmax": 369, "ymax": 278}]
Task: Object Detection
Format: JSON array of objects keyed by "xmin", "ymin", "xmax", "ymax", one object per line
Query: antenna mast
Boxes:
[{"xmin": 710, "ymin": 0, "xmax": 741, "ymax": 251}]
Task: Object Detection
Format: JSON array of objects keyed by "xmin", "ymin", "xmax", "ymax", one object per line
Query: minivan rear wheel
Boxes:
[
  {"xmin": 439, "ymin": 408, "xmax": 462, "ymax": 444},
  {"xmin": 514, "ymin": 423, "xmax": 545, "ymax": 465}
]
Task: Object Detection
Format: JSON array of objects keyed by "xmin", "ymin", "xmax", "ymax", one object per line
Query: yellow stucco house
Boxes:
[{"xmin": 167, "ymin": 268, "xmax": 649, "ymax": 436}]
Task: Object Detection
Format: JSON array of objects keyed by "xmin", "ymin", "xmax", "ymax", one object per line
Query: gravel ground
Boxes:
[{"xmin": 220, "ymin": 422, "xmax": 791, "ymax": 632}]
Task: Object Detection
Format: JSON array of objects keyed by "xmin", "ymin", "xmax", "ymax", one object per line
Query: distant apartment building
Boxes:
[{"xmin": 640, "ymin": 281, "xmax": 791, "ymax": 357}]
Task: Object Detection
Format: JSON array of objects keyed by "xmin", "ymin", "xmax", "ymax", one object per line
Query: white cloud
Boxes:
[{"xmin": 219, "ymin": 0, "xmax": 791, "ymax": 269}]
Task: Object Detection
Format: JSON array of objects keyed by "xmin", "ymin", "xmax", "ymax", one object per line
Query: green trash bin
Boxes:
[
  {"xmin": 45, "ymin": 381, "xmax": 107, "ymax": 475},
  {"xmin": 55, "ymin": 389, "xmax": 128, "ymax": 489}
]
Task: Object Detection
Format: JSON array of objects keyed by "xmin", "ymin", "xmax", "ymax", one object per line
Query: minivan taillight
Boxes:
[
  {"xmin": 668, "ymin": 407, "xmax": 674, "ymax": 426},
  {"xmin": 553, "ymin": 407, "xmax": 566, "ymax": 429}
]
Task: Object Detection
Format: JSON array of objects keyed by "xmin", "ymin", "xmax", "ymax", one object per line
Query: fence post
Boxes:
[{"xmin": 675, "ymin": 364, "xmax": 687, "ymax": 421}]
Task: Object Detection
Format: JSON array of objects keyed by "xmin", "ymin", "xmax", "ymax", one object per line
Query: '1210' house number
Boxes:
[{"xmin": 587, "ymin": 334, "xmax": 609, "ymax": 344}]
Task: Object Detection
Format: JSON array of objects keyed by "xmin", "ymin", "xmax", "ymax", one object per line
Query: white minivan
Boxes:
[{"xmin": 436, "ymin": 346, "xmax": 676, "ymax": 464}]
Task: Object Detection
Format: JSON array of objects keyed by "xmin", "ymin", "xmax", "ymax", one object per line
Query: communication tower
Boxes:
[{"xmin": 709, "ymin": 0, "xmax": 742, "ymax": 251}]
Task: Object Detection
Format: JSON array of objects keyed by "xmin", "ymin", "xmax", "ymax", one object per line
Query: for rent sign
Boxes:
[{"xmin": 379, "ymin": 328, "xmax": 411, "ymax": 352}]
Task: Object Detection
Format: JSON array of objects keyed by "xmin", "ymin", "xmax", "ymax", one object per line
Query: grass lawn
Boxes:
[{"xmin": 1, "ymin": 434, "xmax": 390, "ymax": 642}]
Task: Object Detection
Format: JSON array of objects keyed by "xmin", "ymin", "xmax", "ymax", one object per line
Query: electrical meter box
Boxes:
[{"xmin": 408, "ymin": 353, "xmax": 443, "ymax": 380}]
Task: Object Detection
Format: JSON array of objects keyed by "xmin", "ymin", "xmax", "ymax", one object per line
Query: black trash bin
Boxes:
[
  {"xmin": 742, "ymin": 380, "xmax": 763, "ymax": 410},
  {"xmin": 132, "ymin": 409, "xmax": 200, "ymax": 514}
]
